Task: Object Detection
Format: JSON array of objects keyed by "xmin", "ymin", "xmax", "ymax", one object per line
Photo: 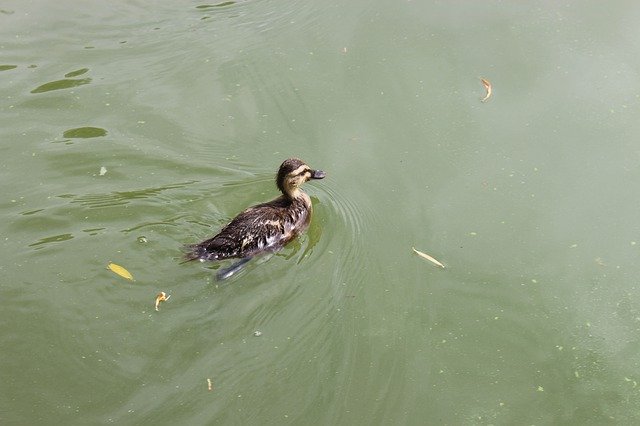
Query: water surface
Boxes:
[{"xmin": 2, "ymin": 1, "xmax": 640, "ymax": 424}]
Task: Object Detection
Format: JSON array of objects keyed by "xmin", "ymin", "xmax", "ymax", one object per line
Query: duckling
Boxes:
[{"xmin": 185, "ymin": 158, "xmax": 326, "ymax": 279}]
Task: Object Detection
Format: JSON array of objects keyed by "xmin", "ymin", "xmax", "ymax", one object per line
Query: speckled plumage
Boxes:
[{"xmin": 185, "ymin": 158, "xmax": 325, "ymax": 265}]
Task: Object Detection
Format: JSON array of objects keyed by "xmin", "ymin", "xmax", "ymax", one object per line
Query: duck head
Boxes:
[{"xmin": 276, "ymin": 158, "xmax": 326, "ymax": 198}]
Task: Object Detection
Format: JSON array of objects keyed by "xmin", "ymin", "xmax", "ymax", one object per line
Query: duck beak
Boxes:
[{"xmin": 310, "ymin": 169, "xmax": 326, "ymax": 179}]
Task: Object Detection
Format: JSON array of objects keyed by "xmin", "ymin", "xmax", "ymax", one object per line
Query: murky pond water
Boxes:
[{"xmin": 3, "ymin": 1, "xmax": 640, "ymax": 424}]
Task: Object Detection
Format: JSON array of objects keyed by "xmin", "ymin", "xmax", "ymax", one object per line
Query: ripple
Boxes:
[
  {"xmin": 59, "ymin": 181, "xmax": 196, "ymax": 209},
  {"xmin": 29, "ymin": 233, "xmax": 74, "ymax": 248},
  {"xmin": 20, "ymin": 208, "xmax": 45, "ymax": 216},
  {"xmin": 62, "ymin": 127, "xmax": 107, "ymax": 139},
  {"xmin": 310, "ymin": 178, "xmax": 380, "ymax": 292},
  {"xmin": 196, "ymin": 1, "xmax": 236, "ymax": 9},
  {"xmin": 123, "ymin": 215, "xmax": 187, "ymax": 234},
  {"xmin": 82, "ymin": 227, "xmax": 106, "ymax": 236}
]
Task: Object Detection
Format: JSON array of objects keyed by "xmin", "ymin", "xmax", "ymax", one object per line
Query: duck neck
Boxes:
[
  {"xmin": 284, "ymin": 187, "xmax": 310, "ymax": 206},
  {"xmin": 287, "ymin": 187, "xmax": 302, "ymax": 199}
]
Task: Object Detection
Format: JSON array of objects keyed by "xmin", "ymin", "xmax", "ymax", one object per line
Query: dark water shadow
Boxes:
[
  {"xmin": 31, "ymin": 78, "xmax": 92, "ymax": 94},
  {"xmin": 63, "ymin": 127, "xmax": 107, "ymax": 139},
  {"xmin": 29, "ymin": 233, "xmax": 74, "ymax": 248}
]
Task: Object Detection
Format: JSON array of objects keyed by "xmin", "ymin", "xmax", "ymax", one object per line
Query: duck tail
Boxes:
[{"xmin": 181, "ymin": 243, "xmax": 206, "ymax": 263}]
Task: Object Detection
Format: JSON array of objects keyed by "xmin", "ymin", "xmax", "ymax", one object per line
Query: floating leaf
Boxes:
[
  {"xmin": 108, "ymin": 262, "xmax": 134, "ymax": 281},
  {"xmin": 480, "ymin": 78, "xmax": 492, "ymax": 102},
  {"xmin": 154, "ymin": 292, "xmax": 170, "ymax": 311},
  {"xmin": 0, "ymin": 65, "xmax": 17, "ymax": 72},
  {"xmin": 412, "ymin": 247, "xmax": 445, "ymax": 268}
]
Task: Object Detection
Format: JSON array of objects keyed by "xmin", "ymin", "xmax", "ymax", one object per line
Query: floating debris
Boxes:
[
  {"xmin": 253, "ymin": 330, "xmax": 262, "ymax": 337},
  {"xmin": 412, "ymin": 247, "xmax": 445, "ymax": 268},
  {"xmin": 154, "ymin": 292, "xmax": 170, "ymax": 311},
  {"xmin": 99, "ymin": 166, "xmax": 107, "ymax": 176},
  {"xmin": 207, "ymin": 378, "xmax": 213, "ymax": 391},
  {"xmin": 107, "ymin": 262, "xmax": 134, "ymax": 281},
  {"xmin": 480, "ymin": 78, "xmax": 492, "ymax": 102}
]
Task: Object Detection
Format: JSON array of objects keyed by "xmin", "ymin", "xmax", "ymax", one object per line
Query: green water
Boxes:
[{"xmin": 3, "ymin": 1, "xmax": 640, "ymax": 424}]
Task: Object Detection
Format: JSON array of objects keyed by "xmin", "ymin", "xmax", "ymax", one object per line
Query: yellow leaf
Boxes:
[
  {"xmin": 154, "ymin": 291, "xmax": 170, "ymax": 311},
  {"xmin": 480, "ymin": 77, "xmax": 492, "ymax": 102},
  {"xmin": 107, "ymin": 262, "xmax": 134, "ymax": 281}
]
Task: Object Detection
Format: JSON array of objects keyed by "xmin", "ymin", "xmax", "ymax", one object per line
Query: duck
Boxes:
[{"xmin": 185, "ymin": 158, "xmax": 326, "ymax": 279}]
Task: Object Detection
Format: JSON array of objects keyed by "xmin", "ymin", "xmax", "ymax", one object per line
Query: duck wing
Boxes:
[{"xmin": 186, "ymin": 198, "xmax": 302, "ymax": 261}]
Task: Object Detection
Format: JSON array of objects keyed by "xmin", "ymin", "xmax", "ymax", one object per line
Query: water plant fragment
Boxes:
[
  {"xmin": 412, "ymin": 247, "xmax": 445, "ymax": 268},
  {"xmin": 107, "ymin": 262, "xmax": 134, "ymax": 280},
  {"xmin": 154, "ymin": 292, "xmax": 170, "ymax": 311},
  {"xmin": 480, "ymin": 78, "xmax": 492, "ymax": 102}
]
